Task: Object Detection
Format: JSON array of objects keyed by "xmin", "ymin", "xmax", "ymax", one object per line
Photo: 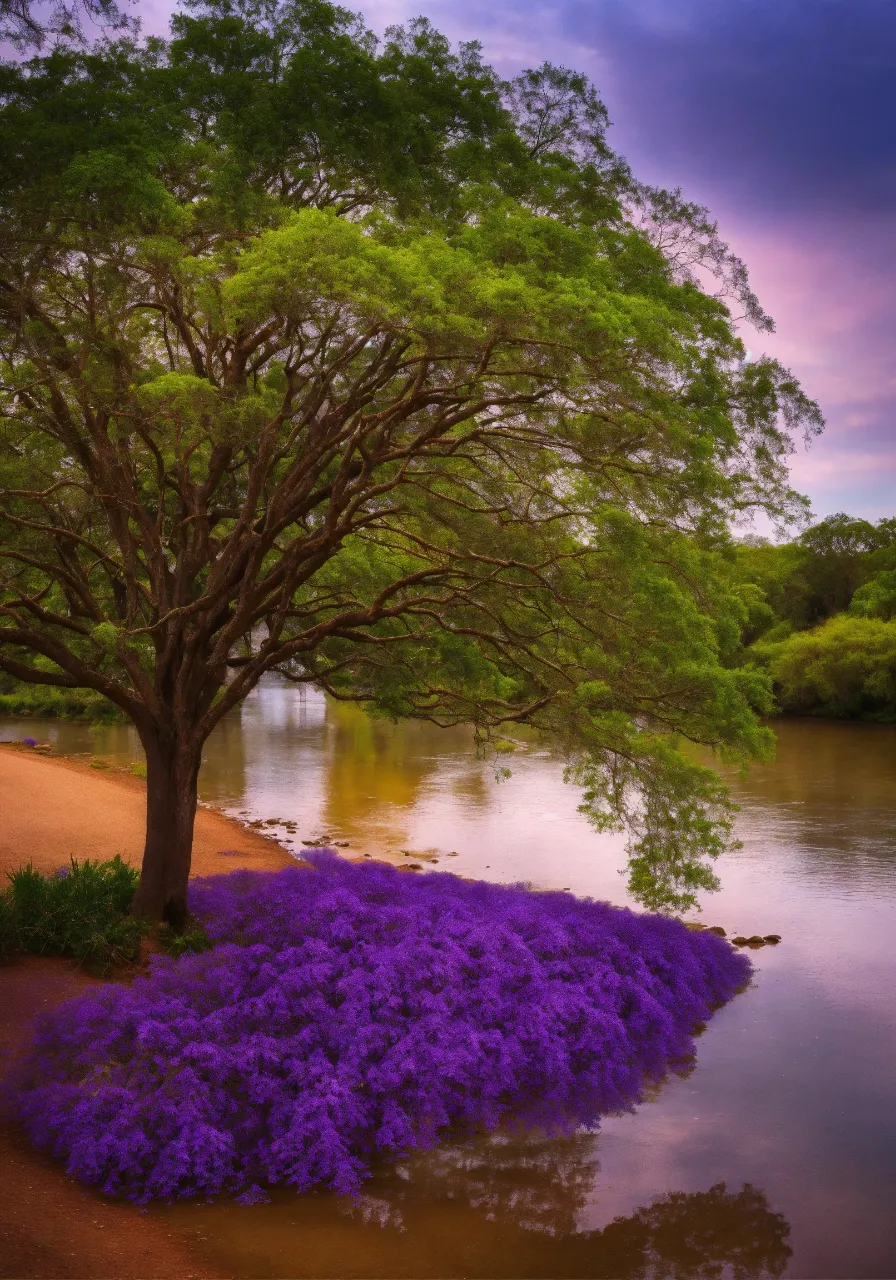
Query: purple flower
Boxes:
[
  {"xmin": 22, "ymin": 737, "xmax": 37, "ymax": 747},
  {"xmin": 13, "ymin": 855, "xmax": 750, "ymax": 1203},
  {"xmin": 235, "ymin": 1183, "xmax": 270, "ymax": 1205}
]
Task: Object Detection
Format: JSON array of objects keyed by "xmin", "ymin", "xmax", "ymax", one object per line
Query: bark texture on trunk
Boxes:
[{"xmin": 130, "ymin": 729, "xmax": 201, "ymax": 926}]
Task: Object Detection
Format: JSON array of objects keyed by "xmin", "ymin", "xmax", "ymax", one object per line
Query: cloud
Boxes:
[
  {"xmin": 714, "ymin": 209, "xmax": 895, "ymax": 517},
  {"xmin": 555, "ymin": 0, "xmax": 896, "ymax": 215}
]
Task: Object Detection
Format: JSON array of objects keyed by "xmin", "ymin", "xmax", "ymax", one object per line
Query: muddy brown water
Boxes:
[{"xmin": 2, "ymin": 685, "xmax": 895, "ymax": 1278}]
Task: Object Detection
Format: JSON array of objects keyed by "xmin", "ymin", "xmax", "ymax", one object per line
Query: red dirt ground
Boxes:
[{"xmin": 0, "ymin": 743, "xmax": 296, "ymax": 881}]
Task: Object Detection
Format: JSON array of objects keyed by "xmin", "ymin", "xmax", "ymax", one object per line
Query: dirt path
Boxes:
[
  {"xmin": 0, "ymin": 743, "xmax": 296, "ymax": 881},
  {"xmin": 0, "ymin": 745, "xmax": 303, "ymax": 1279}
]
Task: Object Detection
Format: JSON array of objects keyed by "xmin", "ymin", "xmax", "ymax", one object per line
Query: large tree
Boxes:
[{"xmin": 0, "ymin": 0, "xmax": 821, "ymax": 922}]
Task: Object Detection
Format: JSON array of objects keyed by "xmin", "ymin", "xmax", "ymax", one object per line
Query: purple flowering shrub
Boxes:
[{"xmin": 14, "ymin": 854, "xmax": 750, "ymax": 1202}]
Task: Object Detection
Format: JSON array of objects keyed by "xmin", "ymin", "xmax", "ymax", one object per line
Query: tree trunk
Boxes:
[{"xmin": 130, "ymin": 727, "xmax": 202, "ymax": 927}]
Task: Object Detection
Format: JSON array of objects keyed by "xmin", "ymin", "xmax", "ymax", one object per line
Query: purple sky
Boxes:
[{"xmin": 142, "ymin": 0, "xmax": 896, "ymax": 523}]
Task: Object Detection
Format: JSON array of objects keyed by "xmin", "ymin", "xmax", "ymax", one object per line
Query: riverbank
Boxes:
[{"xmin": 0, "ymin": 743, "xmax": 296, "ymax": 882}]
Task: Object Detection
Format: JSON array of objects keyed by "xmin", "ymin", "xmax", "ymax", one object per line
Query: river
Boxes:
[{"xmin": 2, "ymin": 684, "xmax": 895, "ymax": 1278}]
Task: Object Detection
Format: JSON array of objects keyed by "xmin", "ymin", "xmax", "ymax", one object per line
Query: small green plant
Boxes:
[
  {"xmin": 0, "ymin": 892, "xmax": 17, "ymax": 964},
  {"xmin": 156, "ymin": 921, "xmax": 214, "ymax": 958},
  {"xmin": 1, "ymin": 857, "xmax": 147, "ymax": 971},
  {"xmin": 89, "ymin": 758, "xmax": 110, "ymax": 770},
  {"xmin": 129, "ymin": 761, "xmax": 147, "ymax": 779}
]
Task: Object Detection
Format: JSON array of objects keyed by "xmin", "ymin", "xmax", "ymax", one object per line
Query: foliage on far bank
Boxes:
[
  {"xmin": 729, "ymin": 513, "xmax": 896, "ymax": 719},
  {"xmin": 750, "ymin": 615, "xmax": 896, "ymax": 720},
  {"xmin": 0, "ymin": 677, "xmax": 122, "ymax": 722},
  {"xmin": 732, "ymin": 514, "xmax": 896, "ymax": 638},
  {"xmin": 14, "ymin": 855, "xmax": 751, "ymax": 1203}
]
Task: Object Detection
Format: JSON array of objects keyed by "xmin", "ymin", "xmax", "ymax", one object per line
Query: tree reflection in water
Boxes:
[{"xmin": 341, "ymin": 1132, "xmax": 792, "ymax": 1280}]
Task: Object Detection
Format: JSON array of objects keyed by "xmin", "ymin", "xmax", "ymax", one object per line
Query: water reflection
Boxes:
[
  {"xmin": 0, "ymin": 713, "xmax": 140, "ymax": 763},
  {"xmin": 319, "ymin": 702, "xmax": 446, "ymax": 843},
  {"xmin": 162, "ymin": 1131, "xmax": 791, "ymax": 1279},
  {"xmin": 597, "ymin": 1182, "xmax": 791, "ymax": 1280},
  {"xmin": 353, "ymin": 1133, "xmax": 602, "ymax": 1239},
  {"xmin": 12, "ymin": 691, "xmax": 893, "ymax": 890},
  {"xmin": 343, "ymin": 1136, "xmax": 792, "ymax": 1280},
  {"xmin": 198, "ymin": 708, "xmax": 250, "ymax": 803}
]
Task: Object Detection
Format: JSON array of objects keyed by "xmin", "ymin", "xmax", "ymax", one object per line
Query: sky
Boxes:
[{"xmin": 145, "ymin": 0, "xmax": 896, "ymax": 524}]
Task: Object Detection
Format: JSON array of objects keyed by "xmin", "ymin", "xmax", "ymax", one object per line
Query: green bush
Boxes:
[
  {"xmin": 850, "ymin": 570, "xmax": 896, "ymax": 622},
  {"xmin": 749, "ymin": 614, "xmax": 896, "ymax": 719},
  {"xmin": 1, "ymin": 857, "xmax": 147, "ymax": 970}
]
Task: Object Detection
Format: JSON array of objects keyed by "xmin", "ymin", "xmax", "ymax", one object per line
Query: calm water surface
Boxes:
[{"xmin": 3, "ymin": 686, "xmax": 895, "ymax": 1278}]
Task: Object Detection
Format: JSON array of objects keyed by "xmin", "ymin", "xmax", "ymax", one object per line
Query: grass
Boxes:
[{"xmin": 155, "ymin": 921, "xmax": 214, "ymax": 958}]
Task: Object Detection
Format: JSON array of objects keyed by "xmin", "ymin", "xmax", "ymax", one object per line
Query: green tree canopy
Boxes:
[{"xmin": 0, "ymin": 0, "xmax": 822, "ymax": 921}]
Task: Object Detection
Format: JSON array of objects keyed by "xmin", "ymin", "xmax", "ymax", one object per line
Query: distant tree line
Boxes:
[{"xmin": 729, "ymin": 513, "xmax": 896, "ymax": 720}]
